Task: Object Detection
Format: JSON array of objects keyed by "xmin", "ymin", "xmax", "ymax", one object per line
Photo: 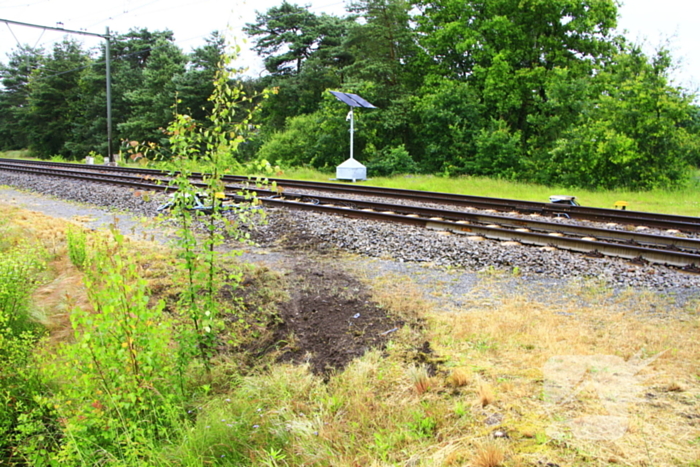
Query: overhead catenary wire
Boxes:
[
  {"xmin": 3, "ymin": 0, "xmax": 348, "ymax": 52},
  {"xmin": 0, "ymin": 0, "xmax": 353, "ymax": 90}
]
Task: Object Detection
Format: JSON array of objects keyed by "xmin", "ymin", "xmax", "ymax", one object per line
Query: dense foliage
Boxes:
[{"xmin": 1, "ymin": 0, "xmax": 699, "ymax": 189}]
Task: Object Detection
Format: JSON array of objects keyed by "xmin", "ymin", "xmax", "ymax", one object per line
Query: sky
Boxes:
[{"xmin": 1, "ymin": 0, "xmax": 699, "ymax": 92}]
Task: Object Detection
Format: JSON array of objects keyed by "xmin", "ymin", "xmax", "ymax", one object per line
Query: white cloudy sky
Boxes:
[{"xmin": 1, "ymin": 0, "xmax": 699, "ymax": 91}]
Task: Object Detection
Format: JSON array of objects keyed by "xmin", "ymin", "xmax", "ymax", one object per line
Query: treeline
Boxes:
[
  {"xmin": 1, "ymin": 0, "xmax": 700, "ymax": 190},
  {"xmin": 0, "ymin": 29, "xmax": 227, "ymax": 161}
]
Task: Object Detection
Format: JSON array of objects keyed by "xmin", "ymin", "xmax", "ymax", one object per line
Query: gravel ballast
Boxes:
[{"xmin": 1, "ymin": 170, "xmax": 699, "ymax": 308}]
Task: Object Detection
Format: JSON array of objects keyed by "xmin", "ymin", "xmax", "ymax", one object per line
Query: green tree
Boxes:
[
  {"xmin": 244, "ymin": 2, "xmax": 326, "ymax": 75},
  {"xmin": 347, "ymin": 0, "xmax": 422, "ymax": 89},
  {"xmin": 0, "ymin": 46, "xmax": 44, "ymax": 151},
  {"xmin": 341, "ymin": 0, "xmax": 425, "ymax": 161},
  {"xmin": 174, "ymin": 31, "xmax": 226, "ymax": 124},
  {"xmin": 25, "ymin": 39, "xmax": 91, "ymax": 158},
  {"xmin": 66, "ymin": 29, "xmax": 179, "ymax": 159},
  {"xmin": 414, "ymin": 0, "xmax": 619, "ymax": 173},
  {"xmin": 410, "ymin": 78, "xmax": 483, "ymax": 173},
  {"xmin": 246, "ymin": 6, "xmax": 355, "ymax": 130},
  {"xmin": 548, "ymin": 46, "xmax": 699, "ymax": 189},
  {"xmin": 118, "ymin": 35, "xmax": 186, "ymax": 148}
]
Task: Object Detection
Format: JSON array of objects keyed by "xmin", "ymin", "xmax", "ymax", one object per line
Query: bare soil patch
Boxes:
[{"xmin": 238, "ymin": 255, "xmax": 404, "ymax": 376}]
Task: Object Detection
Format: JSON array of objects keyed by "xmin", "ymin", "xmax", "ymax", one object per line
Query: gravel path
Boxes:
[{"xmin": 1, "ymin": 172, "xmax": 698, "ymax": 314}]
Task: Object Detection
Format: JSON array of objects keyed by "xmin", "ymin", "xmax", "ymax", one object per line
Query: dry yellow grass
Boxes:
[
  {"xmin": 449, "ymin": 368, "xmax": 471, "ymax": 388},
  {"xmin": 3, "ymin": 200, "xmax": 699, "ymax": 467},
  {"xmin": 477, "ymin": 380, "xmax": 495, "ymax": 407},
  {"xmin": 340, "ymin": 257, "xmax": 699, "ymax": 466},
  {"xmin": 472, "ymin": 440, "xmax": 507, "ymax": 467},
  {"xmin": 424, "ymin": 279, "xmax": 700, "ymax": 467}
]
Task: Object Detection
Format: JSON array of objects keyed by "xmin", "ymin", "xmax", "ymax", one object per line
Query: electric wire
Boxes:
[
  {"xmin": 1, "ymin": 0, "xmax": 352, "ymax": 91},
  {"xmin": 0, "ymin": 0, "xmax": 52, "ymax": 8}
]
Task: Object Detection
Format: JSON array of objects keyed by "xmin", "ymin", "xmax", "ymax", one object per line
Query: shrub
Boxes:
[
  {"xmin": 0, "ymin": 244, "xmax": 57, "ymax": 464},
  {"xmin": 49, "ymin": 230, "xmax": 183, "ymax": 463},
  {"xmin": 66, "ymin": 226, "xmax": 87, "ymax": 270},
  {"xmin": 366, "ymin": 144, "xmax": 419, "ymax": 177}
]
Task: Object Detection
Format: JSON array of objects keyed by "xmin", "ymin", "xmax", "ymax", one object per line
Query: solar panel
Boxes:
[
  {"xmin": 329, "ymin": 91, "xmax": 377, "ymax": 108},
  {"xmin": 346, "ymin": 92, "xmax": 377, "ymax": 108}
]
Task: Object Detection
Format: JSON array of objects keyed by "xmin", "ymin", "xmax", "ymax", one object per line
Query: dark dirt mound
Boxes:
[
  {"xmin": 270, "ymin": 259, "xmax": 403, "ymax": 375},
  {"xmin": 233, "ymin": 219, "xmax": 406, "ymax": 375}
]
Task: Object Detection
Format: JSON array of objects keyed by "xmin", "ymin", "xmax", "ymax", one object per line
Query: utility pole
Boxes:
[
  {"xmin": 105, "ymin": 27, "xmax": 113, "ymax": 163},
  {"xmin": 0, "ymin": 18, "xmax": 114, "ymax": 163}
]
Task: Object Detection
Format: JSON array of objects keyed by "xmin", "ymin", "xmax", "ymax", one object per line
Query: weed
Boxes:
[
  {"xmin": 65, "ymin": 226, "xmax": 87, "ymax": 270},
  {"xmin": 407, "ymin": 409, "xmax": 437, "ymax": 439},
  {"xmin": 261, "ymin": 447, "xmax": 288, "ymax": 467},
  {"xmin": 49, "ymin": 229, "xmax": 183, "ymax": 463},
  {"xmin": 534, "ymin": 432, "xmax": 548, "ymax": 445},
  {"xmin": 454, "ymin": 401, "xmax": 469, "ymax": 418},
  {"xmin": 0, "ymin": 232, "xmax": 56, "ymax": 463},
  {"xmin": 477, "ymin": 381, "xmax": 495, "ymax": 407},
  {"xmin": 449, "ymin": 368, "xmax": 471, "ymax": 388},
  {"xmin": 0, "ymin": 242, "xmax": 46, "ymax": 336},
  {"xmin": 472, "ymin": 440, "xmax": 507, "ymax": 467},
  {"xmin": 408, "ymin": 364, "xmax": 431, "ymax": 394}
]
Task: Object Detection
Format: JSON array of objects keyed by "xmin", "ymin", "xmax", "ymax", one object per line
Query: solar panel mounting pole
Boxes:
[
  {"xmin": 349, "ymin": 107, "xmax": 354, "ymax": 160},
  {"xmin": 329, "ymin": 90, "xmax": 376, "ymax": 160},
  {"xmin": 329, "ymin": 91, "xmax": 376, "ymax": 181}
]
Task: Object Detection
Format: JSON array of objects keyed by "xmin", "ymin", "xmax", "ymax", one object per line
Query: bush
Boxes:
[
  {"xmin": 0, "ymin": 244, "xmax": 57, "ymax": 464},
  {"xmin": 366, "ymin": 144, "xmax": 419, "ymax": 177},
  {"xmin": 49, "ymin": 230, "xmax": 184, "ymax": 463}
]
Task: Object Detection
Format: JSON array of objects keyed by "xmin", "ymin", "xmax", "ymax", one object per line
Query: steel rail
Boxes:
[
  {"xmin": 2, "ymin": 162, "xmax": 699, "ymax": 269},
  {"xmin": 237, "ymin": 197, "xmax": 700, "ymax": 269},
  {"xmin": 261, "ymin": 193, "xmax": 700, "ymax": 253},
  {"xmin": 2, "ymin": 158, "xmax": 700, "ymax": 232},
  {"xmin": 5, "ymin": 162, "xmax": 700, "ymax": 251}
]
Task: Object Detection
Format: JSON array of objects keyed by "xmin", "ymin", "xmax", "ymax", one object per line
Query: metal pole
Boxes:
[
  {"xmin": 105, "ymin": 27, "xmax": 113, "ymax": 164},
  {"xmin": 349, "ymin": 108, "xmax": 354, "ymax": 160},
  {"xmin": 0, "ymin": 18, "xmax": 112, "ymax": 163},
  {"xmin": 0, "ymin": 18, "xmax": 105, "ymax": 38}
]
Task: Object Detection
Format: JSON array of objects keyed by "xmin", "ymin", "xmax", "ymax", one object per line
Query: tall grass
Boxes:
[
  {"xmin": 0, "ymin": 222, "xmax": 56, "ymax": 464},
  {"xmin": 1, "ymin": 199, "xmax": 698, "ymax": 466}
]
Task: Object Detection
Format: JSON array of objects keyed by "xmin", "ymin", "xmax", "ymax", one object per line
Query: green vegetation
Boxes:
[
  {"xmin": 2, "ymin": 4, "xmax": 699, "ymax": 462},
  {"xmin": 0, "ymin": 203, "xmax": 698, "ymax": 466},
  {"xmin": 272, "ymin": 167, "xmax": 700, "ymax": 216},
  {"xmin": 0, "ymin": 150, "xmax": 29, "ymax": 159},
  {"xmin": 2, "ymin": 0, "xmax": 700, "ymax": 191}
]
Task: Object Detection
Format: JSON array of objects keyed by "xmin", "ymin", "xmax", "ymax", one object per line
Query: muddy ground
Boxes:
[{"xmin": 232, "ymin": 229, "xmax": 406, "ymax": 376}]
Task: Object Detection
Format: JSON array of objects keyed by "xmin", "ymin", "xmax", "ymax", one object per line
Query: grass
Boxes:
[
  {"xmin": 0, "ymin": 149, "xmax": 30, "ymax": 159},
  {"xmin": 472, "ymin": 440, "xmax": 507, "ymax": 467},
  {"xmin": 3, "ymin": 149, "xmax": 700, "ymax": 216},
  {"xmin": 281, "ymin": 167, "xmax": 700, "ymax": 217},
  {"xmin": 1, "ymin": 188, "xmax": 699, "ymax": 466}
]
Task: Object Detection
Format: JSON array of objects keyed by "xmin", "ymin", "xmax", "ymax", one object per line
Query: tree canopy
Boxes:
[{"xmin": 0, "ymin": 1, "xmax": 698, "ymax": 190}]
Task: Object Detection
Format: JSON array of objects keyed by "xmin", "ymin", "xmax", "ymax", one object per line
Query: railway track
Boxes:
[
  {"xmin": 1, "ymin": 158, "xmax": 699, "ymax": 270},
  {"xmin": 3, "ymin": 157, "xmax": 700, "ymax": 231}
]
